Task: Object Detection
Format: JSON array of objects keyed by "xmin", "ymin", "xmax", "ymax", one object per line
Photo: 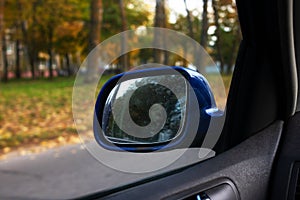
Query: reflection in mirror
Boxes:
[{"xmin": 102, "ymin": 75, "xmax": 187, "ymax": 144}]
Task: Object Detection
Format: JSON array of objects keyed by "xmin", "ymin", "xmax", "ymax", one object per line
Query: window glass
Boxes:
[{"xmin": 0, "ymin": 0, "xmax": 241, "ymax": 199}]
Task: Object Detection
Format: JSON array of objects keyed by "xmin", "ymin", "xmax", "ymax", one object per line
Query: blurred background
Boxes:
[{"xmin": 0, "ymin": 0, "xmax": 240, "ymax": 159}]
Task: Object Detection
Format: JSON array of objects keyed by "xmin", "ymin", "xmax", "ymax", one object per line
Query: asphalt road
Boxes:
[{"xmin": 0, "ymin": 144, "xmax": 213, "ymax": 200}]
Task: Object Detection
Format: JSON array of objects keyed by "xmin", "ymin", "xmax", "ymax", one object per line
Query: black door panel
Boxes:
[{"xmin": 88, "ymin": 121, "xmax": 283, "ymax": 200}]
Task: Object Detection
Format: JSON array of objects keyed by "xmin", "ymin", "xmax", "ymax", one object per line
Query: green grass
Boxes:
[
  {"xmin": 0, "ymin": 76, "xmax": 111, "ymax": 152},
  {"xmin": 0, "ymin": 73, "xmax": 231, "ymax": 154}
]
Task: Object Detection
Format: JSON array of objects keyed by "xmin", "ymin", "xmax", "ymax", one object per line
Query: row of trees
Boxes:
[
  {"xmin": 172, "ymin": 0, "xmax": 241, "ymax": 74},
  {"xmin": 1, "ymin": 0, "xmax": 89, "ymax": 80},
  {"xmin": 0, "ymin": 0, "xmax": 240, "ymax": 81}
]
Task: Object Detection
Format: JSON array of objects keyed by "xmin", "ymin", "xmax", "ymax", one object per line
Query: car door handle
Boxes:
[{"xmin": 183, "ymin": 184, "xmax": 238, "ymax": 200}]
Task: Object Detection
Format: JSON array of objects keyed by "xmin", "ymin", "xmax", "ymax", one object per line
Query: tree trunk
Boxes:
[
  {"xmin": 2, "ymin": 35, "xmax": 8, "ymax": 82},
  {"xmin": 86, "ymin": 0, "xmax": 103, "ymax": 82},
  {"xmin": 119, "ymin": 0, "xmax": 129, "ymax": 71},
  {"xmin": 228, "ymin": 23, "xmax": 241, "ymax": 74},
  {"xmin": 153, "ymin": 0, "xmax": 167, "ymax": 64},
  {"xmin": 200, "ymin": 0, "xmax": 208, "ymax": 49},
  {"xmin": 48, "ymin": 29, "xmax": 54, "ymax": 79},
  {"xmin": 212, "ymin": 0, "xmax": 225, "ymax": 73},
  {"xmin": 75, "ymin": 51, "xmax": 81, "ymax": 72},
  {"xmin": 184, "ymin": 0, "xmax": 194, "ymax": 39},
  {"xmin": 0, "ymin": 0, "xmax": 4, "ymax": 78},
  {"xmin": 182, "ymin": 0, "xmax": 193, "ymax": 67},
  {"xmin": 194, "ymin": 0, "xmax": 209, "ymax": 74},
  {"xmin": 65, "ymin": 53, "xmax": 71, "ymax": 76},
  {"xmin": 0, "ymin": 0, "xmax": 6, "ymax": 82},
  {"xmin": 29, "ymin": 54, "xmax": 36, "ymax": 79},
  {"xmin": 14, "ymin": 0, "xmax": 22, "ymax": 79},
  {"xmin": 88, "ymin": 0, "xmax": 103, "ymax": 52},
  {"xmin": 21, "ymin": 1, "xmax": 37, "ymax": 79},
  {"xmin": 48, "ymin": 49, "xmax": 53, "ymax": 79},
  {"xmin": 15, "ymin": 39, "xmax": 21, "ymax": 79}
]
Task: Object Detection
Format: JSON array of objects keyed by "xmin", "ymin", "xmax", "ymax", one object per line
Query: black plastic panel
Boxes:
[
  {"xmin": 92, "ymin": 121, "xmax": 283, "ymax": 200},
  {"xmin": 288, "ymin": 162, "xmax": 300, "ymax": 199},
  {"xmin": 270, "ymin": 112, "xmax": 300, "ymax": 200},
  {"xmin": 294, "ymin": 0, "xmax": 300, "ymax": 111},
  {"xmin": 163, "ymin": 179, "xmax": 239, "ymax": 200}
]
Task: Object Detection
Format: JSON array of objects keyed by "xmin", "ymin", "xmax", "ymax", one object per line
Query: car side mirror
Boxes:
[{"xmin": 94, "ymin": 66, "xmax": 223, "ymax": 152}]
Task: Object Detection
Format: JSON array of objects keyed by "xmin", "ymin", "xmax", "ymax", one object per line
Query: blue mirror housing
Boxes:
[{"xmin": 94, "ymin": 66, "xmax": 222, "ymax": 152}]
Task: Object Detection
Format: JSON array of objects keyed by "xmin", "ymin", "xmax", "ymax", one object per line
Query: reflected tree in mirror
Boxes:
[{"xmin": 102, "ymin": 75, "xmax": 187, "ymax": 144}]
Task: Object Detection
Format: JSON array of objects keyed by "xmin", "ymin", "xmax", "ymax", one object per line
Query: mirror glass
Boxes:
[{"xmin": 101, "ymin": 75, "xmax": 187, "ymax": 144}]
